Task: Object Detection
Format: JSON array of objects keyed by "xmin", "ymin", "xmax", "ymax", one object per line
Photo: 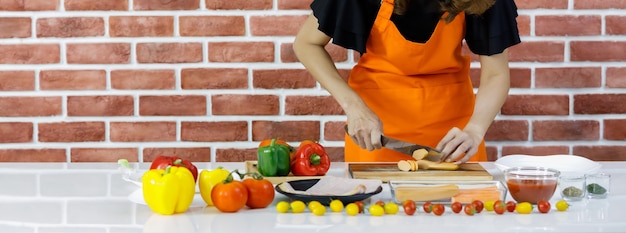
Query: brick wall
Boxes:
[{"xmin": 0, "ymin": 0, "xmax": 625, "ymax": 163}]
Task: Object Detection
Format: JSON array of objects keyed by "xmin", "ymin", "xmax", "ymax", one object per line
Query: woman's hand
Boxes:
[
  {"xmin": 436, "ymin": 127, "xmax": 482, "ymax": 164},
  {"xmin": 345, "ymin": 108, "xmax": 384, "ymax": 151}
]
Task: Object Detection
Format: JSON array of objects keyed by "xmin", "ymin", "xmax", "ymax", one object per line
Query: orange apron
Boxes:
[{"xmin": 344, "ymin": 0, "xmax": 487, "ymax": 162}]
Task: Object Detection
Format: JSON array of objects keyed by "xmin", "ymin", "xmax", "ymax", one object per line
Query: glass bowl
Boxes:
[{"xmin": 504, "ymin": 167, "xmax": 560, "ymax": 204}]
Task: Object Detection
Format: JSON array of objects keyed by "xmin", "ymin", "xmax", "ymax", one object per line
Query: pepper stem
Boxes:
[
  {"xmin": 173, "ymin": 159, "xmax": 182, "ymax": 166},
  {"xmin": 310, "ymin": 153, "xmax": 321, "ymax": 165},
  {"xmin": 164, "ymin": 165, "xmax": 172, "ymax": 175}
]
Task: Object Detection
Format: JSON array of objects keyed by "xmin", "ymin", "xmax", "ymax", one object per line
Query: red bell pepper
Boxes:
[
  {"xmin": 290, "ymin": 141, "xmax": 331, "ymax": 176},
  {"xmin": 150, "ymin": 155, "xmax": 198, "ymax": 182}
]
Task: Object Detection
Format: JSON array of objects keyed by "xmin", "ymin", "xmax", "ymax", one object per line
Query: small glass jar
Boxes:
[
  {"xmin": 558, "ymin": 175, "xmax": 586, "ymax": 201},
  {"xmin": 586, "ymin": 173, "xmax": 611, "ymax": 199}
]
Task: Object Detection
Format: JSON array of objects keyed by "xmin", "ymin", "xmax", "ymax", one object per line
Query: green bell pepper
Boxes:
[{"xmin": 257, "ymin": 138, "xmax": 291, "ymax": 177}]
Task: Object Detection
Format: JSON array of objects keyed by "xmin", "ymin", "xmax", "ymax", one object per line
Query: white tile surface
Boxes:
[
  {"xmin": 0, "ymin": 173, "xmax": 37, "ymax": 196},
  {"xmin": 0, "ymin": 224, "xmax": 35, "ymax": 233},
  {"xmin": 38, "ymin": 226, "xmax": 107, "ymax": 233},
  {"xmin": 108, "ymin": 227, "xmax": 143, "ymax": 233},
  {"xmin": 110, "ymin": 173, "xmax": 140, "ymax": 197},
  {"xmin": 0, "ymin": 201, "xmax": 63, "ymax": 224},
  {"xmin": 40, "ymin": 173, "xmax": 108, "ymax": 197},
  {"xmin": 66, "ymin": 200, "xmax": 133, "ymax": 224}
]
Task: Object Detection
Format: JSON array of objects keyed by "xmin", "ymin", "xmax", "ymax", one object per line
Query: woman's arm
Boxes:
[
  {"xmin": 293, "ymin": 14, "xmax": 383, "ymax": 151},
  {"xmin": 437, "ymin": 49, "xmax": 511, "ymax": 163}
]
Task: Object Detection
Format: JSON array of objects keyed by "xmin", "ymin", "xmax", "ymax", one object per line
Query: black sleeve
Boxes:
[
  {"xmin": 465, "ymin": 0, "xmax": 521, "ymax": 56},
  {"xmin": 310, "ymin": 0, "xmax": 380, "ymax": 54}
]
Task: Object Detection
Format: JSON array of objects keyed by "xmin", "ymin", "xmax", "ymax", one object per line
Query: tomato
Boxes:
[
  {"xmin": 516, "ymin": 202, "xmax": 533, "ymax": 214},
  {"xmin": 353, "ymin": 201, "xmax": 365, "ymax": 213},
  {"xmin": 464, "ymin": 203, "xmax": 476, "ymax": 216},
  {"xmin": 450, "ymin": 201, "xmax": 463, "ymax": 214},
  {"xmin": 432, "ymin": 204, "xmax": 445, "ymax": 216},
  {"xmin": 276, "ymin": 201, "xmax": 290, "ymax": 213},
  {"xmin": 375, "ymin": 200, "xmax": 385, "ymax": 207},
  {"xmin": 537, "ymin": 200, "xmax": 551, "ymax": 214},
  {"xmin": 493, "ymin": 200, "xmax": 505, "ymax": 215},
  {"xmin": 422, "ymin": 201, "xmax": 433, "ymax": 213},
  {"xmin": 484, "ymin": 200, "xmax": 495, "ymax": 212},
  {"xmin": 211, "ymin": 179, "xmax": 248, "ymax": 213},
  {"xmin": 345, "ymin": 203, "xmax": 359, "ymax": 216},
  {"xmin": 505, "ymin": 201, "xmax": 516, "ymax": 212},
  {"xmin": 472, "ymin": 200, "xmax": 484, "ymax": 213},
  {"xmin": 403, "ymin": 200, "xmax": 417, "ymax": 216},
  {"xmin": 330, "ymin": 199, "xmax": 344, "ymax": 212},
  {"xmin": 291, "ymin": 200, "xmax": 306, "ymax": 213},
  {"xmin": 556, "ymin": 200, "xmax": 569, "ymax": 211},
  {"xmin": 242, "ymin": 177, "xmax": 275, "ymax": 209},
  {"xmin": 384, "ymin": 202, "xmax": 399, "ymax": 215},
  {"xmin": 369, "ymin": 204, "xmax": 385, "ymax": 216}
]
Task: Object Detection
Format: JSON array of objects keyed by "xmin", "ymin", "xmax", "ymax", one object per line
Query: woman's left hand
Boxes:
[{"xmin": 436, "ymin": 127, "xmax": 482, "ymax": 164}]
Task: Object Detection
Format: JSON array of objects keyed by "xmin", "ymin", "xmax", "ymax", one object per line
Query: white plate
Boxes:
[
  {"xmin": 128, "ymin": 189, "xmax": 206, "ymax": 208},
  {"xmin": 494, "ymin": 154, "xmax": 601, "ymax": 176}
]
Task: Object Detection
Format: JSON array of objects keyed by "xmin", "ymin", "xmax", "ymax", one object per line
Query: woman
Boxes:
[{"xmin": 293, "ymin": 0, "xmax": 521, "ymax": 163}]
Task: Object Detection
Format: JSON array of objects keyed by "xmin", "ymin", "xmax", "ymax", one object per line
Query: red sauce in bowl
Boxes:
[{"xmin": 507, "ymin": 179, "xmax": 557, "ymax": 204}]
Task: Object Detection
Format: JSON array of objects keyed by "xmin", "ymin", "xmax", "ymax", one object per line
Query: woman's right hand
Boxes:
[{"xmin": 345, "ymin": 108, "xmax": 384, "ymax": 151}]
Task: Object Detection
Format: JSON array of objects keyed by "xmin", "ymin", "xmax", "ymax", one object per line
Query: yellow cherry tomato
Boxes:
[
  {"xmin": 345, "ymin": 203, "xmax": 360, "ymax": 216},
  {"xmin": 291, "ymin": 200, "xmax": 306, "ymax": 213},
  {"xmin": 384, "ymin": 202, "xmax": 399, "ymax": 215},
  {"xmin": 276, "ymin": 201, "xmax": 290, "ymax": 213},
  {"xmin": 308, "ymin": 201, "xmax": 323, "ymax": 211},
  {"xmin": 369, "ymin": 204, "xmax": 385, "ymax": 216},
  {"xmin": 312, "ymin": 206, "xmax": 326, "ymax": 216},
  {"xmin": 330, "ymin": 199, "xmax": 344, "ymax": 212},
  {"xmin": 484, "ymin": 200, "xmax": 495, "ymax": 212},
  {"xmin": 556, "ymin": 200, "xmax": 569, "ymax": 212},
  {"xmin": 516, "ymin": 202, "xmax": 533, "ymax": 214}
]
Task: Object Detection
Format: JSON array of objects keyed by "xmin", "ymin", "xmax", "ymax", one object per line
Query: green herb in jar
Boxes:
[
  {"xmin": 562, "ymin": 186, "xmax": 584, "ymax": 197},
  {"xmin": 587, "ymin": 183, "xmax": 607, "ymax": 195}
]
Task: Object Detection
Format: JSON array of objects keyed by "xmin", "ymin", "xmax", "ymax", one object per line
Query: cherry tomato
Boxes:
[
  {"xmin": 516, "ymin": 202, "xmax": 533, "ymax": 214},
  {"xmin": 211, "ymin": 179, "xmax": 248, "ymax": 213},
  {"xmin": 505, "ymin": 201, "xmax": 516, "ymax": 212},
  {"xmin": 464, "ymin": 203, "xmax": 476, "ymax": 216},
  {"xmin": 493, "ymin": 200, "xmax": 505, "ymax": 215},
  {"xmin": 556, "ymin": 200, "xmax": 569, "ymax": 212},
  {"xmin": 353, "ymin": 201, "xmax": 365, "ymax": 213},
  {"xmin": 242, "ymin": 177, "xmax": 275, "ymax": 209},
  {"xmin": 450, "ymin": 201, "xmax": 463, "ymax": 214},
  {"xmin": 537, "ymin": 200, "xmax": 551, "ymax": 214},
  {"xmin": 472, "ymin": 200, "xmax": 484, "ymax": 213},
  {"xmin": 432, "ymin": 204, "xmax": 445, "ymax": 216},
  {"xmin": 369, "ymin": 204, "xmax": 385, "ymax": 216},
  {"xmin": 423, "ymin": 201, "xmax": 433, "ymax": 213},
  {"xmin": 375, "ymin": 200, "xmax": 385, "ymax": 207},
  {"xmin": 403, "ymin": 200, "xmax": 416, "ymax": 216}
]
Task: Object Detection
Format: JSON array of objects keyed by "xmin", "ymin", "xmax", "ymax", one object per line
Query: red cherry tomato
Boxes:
[
  {"xmin": 537, "ymin": 200, "xmax": 551, "ymax": 214},
  {"xmin": 432, "ymin": 204, "xmax": 445, "ymax": 216},
  {"xmin": 450, "ymin": 201, "xmax": 463, "ymax": 214},
  {"xmin": 505, "ymin": 201, "xmax": 516, "ymax": 212},
  {"xmin": 422, "ymin": 201, "xmax": 433, "ymax": 213},
  {"xmin": 402, "ymin": 200, "xmax": 417, "ymax": 216},
  {"xmin": 242, "ymin": 177, "xmax": 275, "ymax": 209},
  {"xmin": 493, "ymin": 200, "xmax": 505, "ymax": 215},
  {"xmin": 375, "ymin": 200, "xmax": 385, "ymax": 207},
  {"xmin": 472, "ymin": 200, "xmax": 484, "ymax": 213},
  {"xmin": 353, "ymin": 201, "xmax": 365, "ymax": 213},
  {"xmin": 464, "ymin": 203, "xmax": 476, "ymax": 216}
]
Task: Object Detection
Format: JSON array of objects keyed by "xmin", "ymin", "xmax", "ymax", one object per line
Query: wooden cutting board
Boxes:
[
  {"xmin": 348, "ymin": 162, "xmax": 492, "ymax": 182},
  {"xmin": 244, "ymin": 161, "xmax": 324, "ymax": 184}
]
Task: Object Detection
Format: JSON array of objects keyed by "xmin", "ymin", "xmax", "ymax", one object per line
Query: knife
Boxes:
[{"xmin": 344, "ymin": 125, "xmax": 444, "ymax": 162}]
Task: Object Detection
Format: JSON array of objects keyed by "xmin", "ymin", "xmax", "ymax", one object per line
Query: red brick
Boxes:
[
  {"xmin": 501, "ymin": 95, "xmax": 569, "ymax": 115},
  {"xmin": 212, "ymin": 95, "xmax": 279, "ymax": 115},
  {"xmin": 110, "ymin": 122, "xmax": 176, "ymax": 142},
  {"xmin": 0, "ymin": 17, "xmax": 31, "ymax": 38},
  {"xmin": 40, "ymin": 70, "xmax": 106, "ymax": 90},
  {"xmin": 535, "ymin": 67, "xmax": 602, "ymax": 88},
  {"xmin": 65, "ymin": 0, "xmax": 128, "ymax": 10},
  {"xmin": 485, "ymin": 146, "xmax": 498, "ymax": 162},
  {"xmin": 515, "ymin": 0, "xmax": 568, "ymax": 9},
  {"xmin": 508, "ymin": 41, "xmax": 565, "ymax": 62},
  {"xmin": 532, "ymin": 120, "xmax": 600, "ymax": 141},
  {"xmin": 281, "ymin": 42, "xmax": 349, "ymax": 63},
  {"xmin": 285, "ymin": 96, "xmax": 344, "ymax": 115},
  {"xmin": 111, "ymin": 69, "xmax": 176, "ymax": 90},
  {"xmin": 66, "ymin": 43, "xmax": 130, "ymax": 64},
  {"xmin": 575, "ymin": 94, "xmax": 626, "ymax": 114},
  {"xmin": 143, "ymin": 147, "xmax": 211, "ymax": 162},
  {"xmin": 574, "ymin": 146, "xmax": 626, "ymax": 161},
  {"xmin": 136, "ymin": 43, "xmax": 202, "ymax": 63},
  {"xmin": 209, "ymin": 42, "xmax": 274, "ymax": 62},
  {"xmin": 0, "ymin": 149, "xmax": 66, "ymax": 162},
  {"xmin": 516, "ymin": 15, "xmax": 531, "ymax": 36},
  {"xmin": 215, "ymin": 148, "xmax": 257, "ymax": 162},
  {"xmin": 71, "ymin": 148, "xmax": 138, "ymax": 162},
  {"xmin": 38, "ymin": 122, "xmax": 105, "ymax": 142},
  {"xmin": 0, "ymin": 44, "xmax": 60, "ymax": 64},
  {"xmin": 324, "ymin": 121, "xmax": 346, "ymax": 141},
  {"xmin": 205, "ymin": 0, "xmax": 271, "ymax": 10},
  {"xmin": 571, "ymin": 41, "xmax": 626, "ymax": 61},
  {"xmin": 0, "ymin": 97, "xmax": 61, "ymax": 116},
  {"xmin": 604, "ymin": 119, "xmax": 626, "ymax": 140},
  {"xmin": 535, "ymin": 15, "xmax": 601, "ymax": 36},
  {"xmin": 252, "ymin": 121, "xmax": 320, "ymax": 141},
  {"xmin": 0, "ymin": 0, "xmax": 59, "ymax": 11},
  {"xmin": 0, "ymin": 122, "xmax": 33, "ymax": 143},
  {"xmin": 110, "ymin": 16, "xmax": 173, "ymax": 37},
  {"xmin": 607, "ymin": 67, "xmax": 626, "ymax": 88},
  {"xmin": 501, "ymin": 146, "xmax": 570, "ymax": 156},
  {"xmin": 606, "ymin": 16, "xmax": 626, "ymax": 35},
  {"xmin": 0, "ymin": 70, "xmax": 35, "ymax": 90},
  {"xmin": 574, "ymin": 0, "xmax": 626, "ymax": 9},
  {"xmin": 181, "ymin": 121, "xmax": 248, "ymax": 142},
  {"xmin": 253, "ymin": 69, "xmax": 317, "ymax": 89},
  {"xmin": 181, "ymin": 68, "xmax": 248, "ymax": 89},
  {"xmin": 180, "ymin": 16, "xmax": 245, "ymax": 36},
  {"xmin": 484, "ymin": 120, "xmax": 529, "ymax": 141},
  {"xmin": 470, "ymin": 68, "xmax": 531, "ymax": 88},
  {"xmin": 250, "ymin": 15, "xmax": 308, "ymax": 36},
  {"xmin": 134, "ymin": 0, "xmax": 199, "ymax": 10},
  {"xmin": 278, "ymin": 0, "xmax": 311, "ymax": 9},
  {"xmin": 37, "ymin": 17, "xmax": 105, "ymax": 37},
  {"xmin": 67, "ymin": 96, "xmax": 134, "ymax": 116},
  {"xmin": 140, "ymin": 95, "xmax": 206, "ymax": 116}
]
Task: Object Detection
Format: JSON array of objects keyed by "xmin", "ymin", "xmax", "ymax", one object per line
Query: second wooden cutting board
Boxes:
[{"xmin": 348, "ymin": 162, "xmax": 493, "ymax": 182}]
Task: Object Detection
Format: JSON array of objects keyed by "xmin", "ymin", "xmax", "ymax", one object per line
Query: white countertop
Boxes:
[{"xmin": 1, "ymin": 161, "xmax": 625, "ymax": 233}]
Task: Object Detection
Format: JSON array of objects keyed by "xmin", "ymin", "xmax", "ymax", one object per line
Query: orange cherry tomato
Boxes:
[
  {"xmin": 464, "ymin": 203, "xmax": 476, "ymax": 216},
  {"xmin": 211, "ymin": 177, "xmax": 248, "ymax": 213},
  {"xmin": 402, "ymin": 200, "xmax": 416, "ymax": 216},
  {"xmin": 353, "ymin": 201, "xmax": 365, "ymax": 213},
  {"xmin": 493, "ymin": 200, "xmax": 505, "ymax": 215},
  {"xmin": 432, "ymin": 204, "xmax": 445, "ymax": 216},
  {"xmin": 242, "ymin": 176, "xmax": 275, "ymax": 209}
]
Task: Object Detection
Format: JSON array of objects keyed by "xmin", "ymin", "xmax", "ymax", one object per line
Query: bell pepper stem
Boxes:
[{"xmin": 310, "ymin": 154, "xmax": 321, "ymax": 165}]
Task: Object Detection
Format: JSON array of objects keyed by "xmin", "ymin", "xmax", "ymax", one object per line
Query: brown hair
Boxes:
[{"xmin": 394, "ymin": 0, "xmax": 496, "ymax": 23}]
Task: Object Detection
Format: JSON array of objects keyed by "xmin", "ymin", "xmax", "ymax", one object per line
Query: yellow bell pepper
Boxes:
[
  {"xmin": 142, "ymin": 165, "xmax": 195, "ymax": 215},
  {"xmin": 198, "ymin": 167, "xmax": 231, "ymax": 206}
]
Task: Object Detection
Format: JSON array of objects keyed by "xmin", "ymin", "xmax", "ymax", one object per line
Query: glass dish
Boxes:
[{"xmin": 389, "ymin": 180, "xmax": 507, "ymax": 204}]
